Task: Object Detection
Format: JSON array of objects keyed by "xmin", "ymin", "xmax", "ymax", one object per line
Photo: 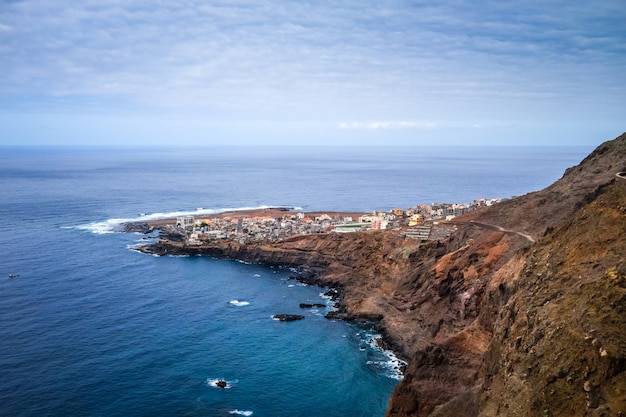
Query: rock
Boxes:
[
  {"xmin": 325, "ymin": 310, "xmax": 347, "ymax": 320},
  {"xmin": 323, "ymin": 288, "xmax": 340, "ymax": 301},
  {"xmin": 216, "ymin": 380, "xmax": 228, "ymax": 388},
  {"xmin": 122, "ymin": 222, "xmax": 152, "ymax": 234},
  {"xmin": 299, "ymin": 303, "xmax": 326, "ymax": 308},
  {"xmin": 158, "ymin": 225, "xmax": 186, "ymax": 242},
  {"xmin": 272, "ymin": 314, "xmax": 305, "ymax": 322}
]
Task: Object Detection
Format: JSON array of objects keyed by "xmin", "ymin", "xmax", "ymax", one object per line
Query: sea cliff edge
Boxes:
[{"xmin": 135, "ymin": 133, "xmax": 626, "ymax": 417}]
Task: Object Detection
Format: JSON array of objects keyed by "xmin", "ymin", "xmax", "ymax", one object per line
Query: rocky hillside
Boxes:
[
  {"xmin": 387, "ymin": 132, "xmax": 626, "ymax": 417},
  {"xmin": 142, "ymin": 133, "xmax": 626, "ymax": 416}
]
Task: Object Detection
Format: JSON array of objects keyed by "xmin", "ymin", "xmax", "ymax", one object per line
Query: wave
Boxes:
[
  {"xmin": 229, "ymin": 300, "xmax": 250, "ymax": 307},
  {"xmin": 365, "ymin": 356, "xmax": 406, "ymax": 380},
  {"xmin": 206, "ymin": 378, "xmax": 238, "ymax": 389},
  {"xmin": 360, "ymin": 333, "xmax": 408, "ymax": 380},
  {"xmin": 65, "ymin": 205, "xmax": 295, "ymax": 235},
  {"xmin": 229, "ymin": 411, "xmax": 253, "ymax": 416}
]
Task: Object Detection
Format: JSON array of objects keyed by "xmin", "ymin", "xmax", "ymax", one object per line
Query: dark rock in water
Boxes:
[
  {"xmin": 299, "ymin": 303, "xmax": 326, "ymax": 308},
  {"xmin": 272, "ymin": 314, "xmax": 305, "ymax": 322},
  {"xmin": 215, "ymin": 380, "xmax": 228, "ymax": 388},
  {"xmin": 324, "ymin": 310, "xmax": 347, "ymax": 320},
  {"xmin": 123, "ymin": 222, "xmax": 152, "ymax": 234}
]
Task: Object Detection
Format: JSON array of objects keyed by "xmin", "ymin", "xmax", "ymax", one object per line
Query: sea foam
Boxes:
[
  {"xmin": 229, "ymin": 300, "xmax": 250, "ymax": 307},
  {"xmin": 361, "ymin": 333, "xmax": 407, "ymax": 380},
  {"xmin": 206, "ymin": 378, "xmax": 237, "ymax": 389},
  {"xmin": 229, "ymin": 410, "xmax": 253, "ymax": 416},
  {"xmin": 67, "ymin": 205, "xmax": 293, "ymax": 234}
]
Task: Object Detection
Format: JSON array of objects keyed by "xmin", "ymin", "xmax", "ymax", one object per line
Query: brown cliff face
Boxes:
[
  {"xmin": 143, "ymin": 133, "xmax": 626, "ymax": 417},
  {"xmin": 387, "ymin": 132, "xmax": 626, "ymax": 417},
  {"xmin": 477, "ymin": 180, "xmax": 626, "ymax": 416}
]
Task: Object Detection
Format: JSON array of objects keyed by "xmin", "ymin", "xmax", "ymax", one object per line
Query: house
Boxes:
[{"xmin": 176, "ymin": 216, "xmax": 195, "ymax": 230}]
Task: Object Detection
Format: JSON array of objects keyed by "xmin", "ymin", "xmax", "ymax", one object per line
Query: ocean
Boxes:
[{"xmin": 0, "ymin": 145, "xmax": 591, "ymax": 417}]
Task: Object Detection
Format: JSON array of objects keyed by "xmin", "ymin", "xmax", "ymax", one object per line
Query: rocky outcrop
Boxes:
[
  {"xmin": 299, "ymin": 303, "xmax": 326, "ymax": 308},
  {"xmin": 123, "ymin": 221, "xmax": 153, "ymax": 234},
  {"xmin": 272, "ymin": 314, "xmax": 305, "ymax": 322},
  {"xmin": 140, "ymin": 133, "xmax": 626, "ymax": 416}
]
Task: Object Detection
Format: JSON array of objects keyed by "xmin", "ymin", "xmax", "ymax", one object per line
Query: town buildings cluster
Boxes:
[
  {"xmin": 175, "ymin": 198, "xmax": 502, "ymax": 245},
  {"xmin": 404, "ymin": 198, "xmax": 502, "ymax": 226}
]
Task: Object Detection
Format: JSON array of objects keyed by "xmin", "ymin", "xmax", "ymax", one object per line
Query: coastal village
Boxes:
[{"xmin": 171, "ymin": 198, "xmax": 502, "ymax": 245}]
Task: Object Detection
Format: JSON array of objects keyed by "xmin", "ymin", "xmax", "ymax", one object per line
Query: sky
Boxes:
[{"xmin": 0, "ymin": 0, "xmax": 624, "ymax": 146}]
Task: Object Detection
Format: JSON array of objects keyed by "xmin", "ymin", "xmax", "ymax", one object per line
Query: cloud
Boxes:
[{"xmin": 0, "ymin": 0, "xmax": 624, "ymax": 145}]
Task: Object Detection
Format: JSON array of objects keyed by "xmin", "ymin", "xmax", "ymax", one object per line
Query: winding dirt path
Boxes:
[{"xmin": 468, "ymin": 220, "xmax": 536, "ymax": 243}]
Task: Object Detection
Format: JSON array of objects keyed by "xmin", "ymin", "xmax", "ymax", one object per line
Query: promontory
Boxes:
[{"xmin": 137, "ymin": 133, "xmax": 626, "ymax": 417}]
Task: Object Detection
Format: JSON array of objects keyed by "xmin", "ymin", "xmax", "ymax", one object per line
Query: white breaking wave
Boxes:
[
  {"xmin": 206, "ymin": 378, "xmax": 237, "ymax": 389},
  {"xmin": 362, "ymin": 334, "xmax": 407, "ymax": 380},
  {"xmin": 229, "ymin": 300, "xmax": 250, "ymax": 307},
  {"xmin": 229, "ymin": 411, "xmax": 253, "ymax": 416},
  {"xmin": 65, "ymin": 205, "xmax": 295, "ymax": 235}
]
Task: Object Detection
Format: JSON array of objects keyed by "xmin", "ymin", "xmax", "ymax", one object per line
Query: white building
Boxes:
[{"xmin": 176, "ymin": 216, "xmax": 195, "ymax": 229}]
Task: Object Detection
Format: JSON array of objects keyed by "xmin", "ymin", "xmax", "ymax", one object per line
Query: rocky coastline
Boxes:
[{"xmin": 132, "ymin": 133, "xmax": 626, "ymax": 416}]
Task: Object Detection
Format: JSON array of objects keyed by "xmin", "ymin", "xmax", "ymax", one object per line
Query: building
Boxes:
[{"xmin": 176, "ymin": 216, "xmax": 195, "ymax": 230}]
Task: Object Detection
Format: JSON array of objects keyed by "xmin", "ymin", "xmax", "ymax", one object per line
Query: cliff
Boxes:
[
  {"xmin": 141, "ymin": 132, "xmax": 626, "ymax": 416},
  {"xmin": 387, "ymin": 132, "xmax": 626, "ymax": 417}
]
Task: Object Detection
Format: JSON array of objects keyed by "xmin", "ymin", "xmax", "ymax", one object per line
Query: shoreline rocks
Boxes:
[
  {"xmin": 299, "ymin": 303, "xmax": 326, "ymax": 308},
  {"xmin": 122, "ymin": 221, "xmax": 152, "ymax": 234},
  {"xmin": 272, "ymin": 314, "xmax": 305, "ymax": 322}
]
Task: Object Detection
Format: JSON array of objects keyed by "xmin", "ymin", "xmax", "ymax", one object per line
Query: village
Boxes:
[{"xmin": 173, "ymin": 197, "xmax": 502, "ymax": 245}]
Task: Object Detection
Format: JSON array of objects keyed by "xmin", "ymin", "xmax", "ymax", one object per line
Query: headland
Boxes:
[{"xmin": 132, "ymin": 133, "xmax": 626, "ymax": 417}]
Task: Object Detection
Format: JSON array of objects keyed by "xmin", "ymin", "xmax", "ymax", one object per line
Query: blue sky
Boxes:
[{"xmin": 0, "ymin": 0, "xmax": 624, "ymax": 146}]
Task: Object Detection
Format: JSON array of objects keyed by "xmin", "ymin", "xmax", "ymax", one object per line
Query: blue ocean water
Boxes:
[{"xmin": 0, "ymin": 145, "xmax": 591, "ymax": 417}]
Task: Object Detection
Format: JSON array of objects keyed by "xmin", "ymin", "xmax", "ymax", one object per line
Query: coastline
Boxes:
[
  {"xmin": 133, "ymin": 218, "xmax": 413, "ymax": 378},
  {"xmin": 133, "ymin": 219, "xmax": 422, "ymax": 359},
  {"xmin": 123, "ymin": 133, "xmax": 626, "ymax": 417}
]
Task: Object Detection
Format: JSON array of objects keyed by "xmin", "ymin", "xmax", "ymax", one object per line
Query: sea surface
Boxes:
[{"xmin": 0, "ymin": 145, "xmax": 591, "ymax": 417}]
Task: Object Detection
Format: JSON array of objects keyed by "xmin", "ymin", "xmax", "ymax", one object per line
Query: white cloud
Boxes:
[{"xmin": 0, "ymin": 0, "xmax": 624, "ymax": 144}]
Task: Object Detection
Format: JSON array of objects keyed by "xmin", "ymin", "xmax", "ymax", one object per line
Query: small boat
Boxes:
[{"xmin": 9, "ymin": 273, "xmax": 18, "ymax": 278}]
